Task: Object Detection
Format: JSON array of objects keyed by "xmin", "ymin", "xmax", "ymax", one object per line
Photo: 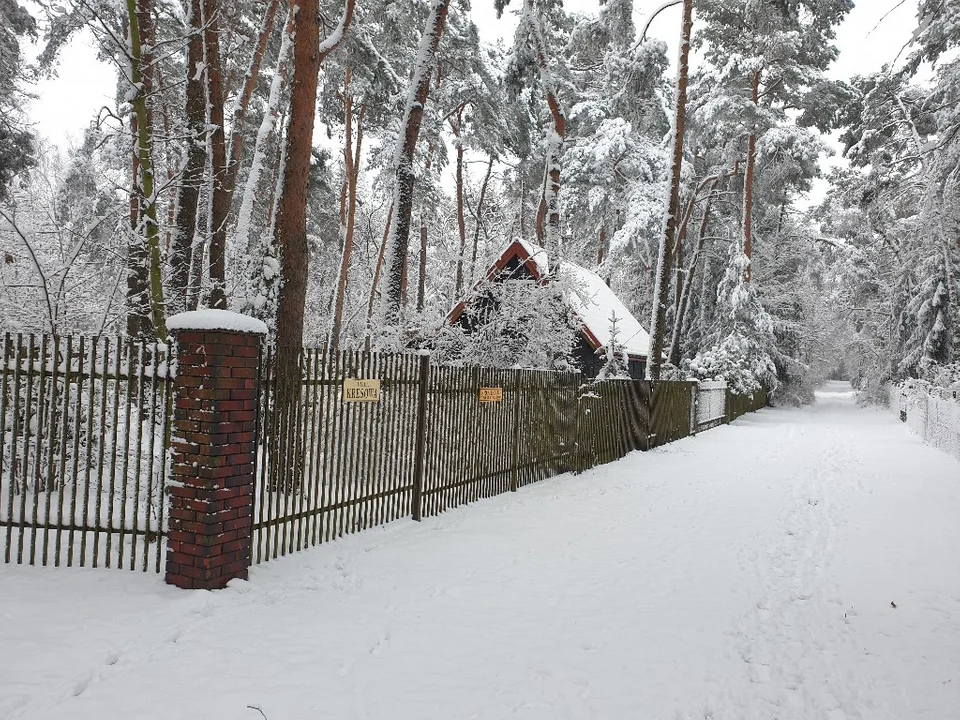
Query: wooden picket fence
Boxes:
[
  {"xmin": 0, "ymin": 333, "xmax": 172, "ymax": 572},
  {"xmin": 252, "ymin": 349, "xmax": 767, "ymax": 563},
  {"xmin": 2, "ymin": 334, "xmax": 768, "ymax": 572}
]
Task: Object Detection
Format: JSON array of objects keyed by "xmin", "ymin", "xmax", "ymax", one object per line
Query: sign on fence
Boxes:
[
  {"xmin": 343, "ymin": 378, "xmax": 381, "ymax": 402},
  {"xmin": 479, "ymin": 387, "xmax": 504, "ymax": 403}
]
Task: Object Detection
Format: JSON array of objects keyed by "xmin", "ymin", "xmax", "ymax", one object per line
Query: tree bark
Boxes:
[
  {"xmin": 743, "ymin": 69, "xmax": 761, "ymax": 284},
  {"xmin": 368, "ymin": 203, "xmax": 393, "ymax": 326},
  {"xmin": 330, "ymin": 68, "xmax": 365, "ymax": 348},
  {"xmin": 224, "ymin": 0, "xmax": 281, "ymax": 200},
  {"xmin": 271, "ymin": 0, "xmax": 355, "ymax": 491},
  {"xmin": 203, "ymin": 0, "xmax": 229, "ymax": 309},
  {"xmin": 524, "ymin": 0, "xmax": 565, "ymax": 255},
  {"xmin": 273, "ymin": 0, "xmax": 356, "ymax": 351},
  {"xmin": 452, "ymin": 104, "xmax": 467, "ymax": 298},
  {"xmin": 125, "ymin": 0, "xmax": 167, "ymax": 339},
  {"xmin": 417, "ymin": 215, "xmax": 427, "ymax": 312},
  {"xmin": 469, "ymin": 154, "xmax": 494, "ymax": 282},
  {"xmin": 647, "ymin": 0, "xmax": 692, "ymax": 379},
  {"xmin": 669, "ymin": 178, "xmax": 721, "ymax": 367},
  {"xmin": 382, "ymin": 0, "xmax": 451, "ymax": 324},
  {"xmin": 169, "ymin": 0, "xmax": 206, "ymax": 316}
]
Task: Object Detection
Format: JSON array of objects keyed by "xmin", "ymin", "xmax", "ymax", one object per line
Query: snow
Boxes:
[
  {"xmin": 560, "ymin": 260, "xmax": 651, "ymax": 357},
  {"xmin": 167, "ymin": 309, "xmax": 268, "ymax": 335},
  {"xmin": 511, "ymin": 239, "xmax": 651, "ymax": 357},
  {"xmin": 515, "ymin": 237, "xmax": 550, "ymax": 277},
  {"xmin": 2, "ymin": 383, "xmax": 959, "ymax": 720}
]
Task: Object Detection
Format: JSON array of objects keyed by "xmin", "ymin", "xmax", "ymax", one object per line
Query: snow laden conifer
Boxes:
[
  {"xmin": 595, "ymin": 311, "xmax": 630, "ymax": 381},
  {"xmin": 687, "ymin": 242, "xmax": 778, "ymax": 395}
]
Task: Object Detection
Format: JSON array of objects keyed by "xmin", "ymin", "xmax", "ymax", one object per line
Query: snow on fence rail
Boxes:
[
  {"xmin": 2, "ymin": 330, "xmax": 768, "ymax": 576},
  {"xmin": 891, "ymin": 381, "xmax": 960, "ymax": 462}
]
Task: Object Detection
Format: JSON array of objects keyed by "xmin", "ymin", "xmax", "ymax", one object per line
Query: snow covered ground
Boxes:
[{"xmin": 2, "ymin": 381, "xmax": 958, "ymax": 720}]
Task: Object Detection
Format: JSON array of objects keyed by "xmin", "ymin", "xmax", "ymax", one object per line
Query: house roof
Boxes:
[{"xmin": 449, "ymin": 239, "xmax": 650, "ymax": 358}]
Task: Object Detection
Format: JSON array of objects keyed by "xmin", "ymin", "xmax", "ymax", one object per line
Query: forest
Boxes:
[{"xmin": 1, "ymin": 0, "xmax": 958, "ymax": 404}]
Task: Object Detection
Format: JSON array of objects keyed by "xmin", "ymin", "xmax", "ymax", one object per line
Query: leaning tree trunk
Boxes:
[
  {"xmin": 647, "ymin": 0, "xmax": 692, "ymax": 380},
  {"xmin": 382, "ymin": 0, "xmax": 451, "ymax": 325},
  {"xmin": 524, "ymin": 0, "xmax": 565, "ymax": 255},
  {"xmin": 669, "ymin": 178, "xmax": 721, "ymax": 367},
  {"xmin": 125, "ymin": 0, "xmax": 167, "ymax": 339},
  {"xmin": 743, "ymin": 69, "xmax": 761, "ymax": 284},
  {"xmin": 224, "ymin": 0, "xmax": 281, "ymax": 200}
]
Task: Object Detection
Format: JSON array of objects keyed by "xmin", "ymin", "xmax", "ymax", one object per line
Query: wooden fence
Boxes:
[
  {"xmin": 2, "ymin": 334, "xmax": 768, "ymax": 572},
  {"xmin": 252, "ymin": 349, "xmax": 766, "ymax": 563},
  {"xmin": 0, "ymin": 333, "xmax": 172, "ymax": 572}
]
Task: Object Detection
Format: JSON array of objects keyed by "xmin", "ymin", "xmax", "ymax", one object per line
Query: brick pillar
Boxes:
[{"xmin": 165, "ymin": 310, "xmax": 266, "ymax": 590}]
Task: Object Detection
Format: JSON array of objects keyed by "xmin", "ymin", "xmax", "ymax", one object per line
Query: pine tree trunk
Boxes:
[
  {"xmin": 203, "ymin": 0, "xmax": 229, "ymax": 309},
  {"xmin": 743, "ymin": 69, "xmax": 761, "ymax": 284},
  {"xmin": 125, "ymin": 0, "xmax": 167, "ymax": 339},
  {"xmin": 524, "ymin": 0, "xmax": 565, "ymax": 255},
  {"xmin": 330, "ymin": 71, "xmax": 364, "ymax": 348},
  {"xmin": 417, "ymin": 216, "xmax": 427, "ymax": 312},
  {"xmin": 224, "ymin": 0, "xmax": 281, "ymax": 199},
  {"xmin": 382, "ymin": 0, "xmax": 451, "ymax": 324},
  {"xmin": 669, "ymin": 178, "xmax": 721, "ymax": 366},
  {"xmin": 469, "ymin": 154, "xmax": 494, "ymax": 282},
  {"xmin": 647, "ymin": 0, "xmax": 692, "ymax": 380},
  {"xmin": 169, "ymin": 0, "xmax": 206, "ymax": 316},
  {"xmin": 453, "ymin": 105, "xmax": 467, "ymax": 298},
  {"xmin": 237, "ymin": 7, "xmax": 295, "ymax": 262},
  {"xmin": 271, "ymin": 0, "xmax": 356, "ymax": 493},
  {"xmin": 368, "ymin": 203, "xmax": 393, "ymax": 327}
]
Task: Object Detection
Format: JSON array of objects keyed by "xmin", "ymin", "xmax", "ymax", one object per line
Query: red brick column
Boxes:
[{"xmin": 165, "ymin": 311, "xmax": 266, "ymax": 590}]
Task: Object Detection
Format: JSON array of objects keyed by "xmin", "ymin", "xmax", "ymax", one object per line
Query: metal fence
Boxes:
[
  {"xmin": 892, "ymin": 381, "xmax": 960, "ymax": 462},
  {"xmin": 1, "ymin": 333, "xmax": 172, "ymax": 572}
]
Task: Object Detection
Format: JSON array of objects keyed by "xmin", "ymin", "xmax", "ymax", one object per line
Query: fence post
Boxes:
[
  {"xmin": 411, "ymin": 352, "xmax": 430, "ymax": 522},
  {"xmin": 165, "ymin": 310, "xmax": 266, "ymax": 590},
  {"xmin": 690, "ymin": 382, "xmax": 698, "ymax": 436},
  {"xmin": 510, "ymin": 372, "xmax": 523, "ymax": 491}
]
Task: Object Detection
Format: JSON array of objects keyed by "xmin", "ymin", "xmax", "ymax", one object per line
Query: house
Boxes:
[{"xmin": 447, "ymin": 239, "xmax": 650, "ymax": 379}]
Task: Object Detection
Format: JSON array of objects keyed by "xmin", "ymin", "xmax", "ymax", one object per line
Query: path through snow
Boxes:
[{"xmin": 1, "ymin": 382, "xmax": 958, "ymax": 719}]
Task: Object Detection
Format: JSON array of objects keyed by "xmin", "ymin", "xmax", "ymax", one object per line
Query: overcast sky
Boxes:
[{"xmin": 27, "ymin": 1, "xmax": 920, "ymax": 162}]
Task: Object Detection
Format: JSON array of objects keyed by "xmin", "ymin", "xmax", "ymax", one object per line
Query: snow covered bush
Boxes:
[{"xmin": 431, "ymin": 276, "xmax": 578, "ymax": 370}]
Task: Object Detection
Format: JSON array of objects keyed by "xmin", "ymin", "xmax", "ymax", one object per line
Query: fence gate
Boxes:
[{"xmin": 1, "ymin": 334, "xmax": 172, "ymax": 572}]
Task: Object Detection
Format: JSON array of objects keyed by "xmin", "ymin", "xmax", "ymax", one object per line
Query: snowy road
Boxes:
[{"xmin": 2, "ymin": 382, "xmax": 959, "ymax": 720}]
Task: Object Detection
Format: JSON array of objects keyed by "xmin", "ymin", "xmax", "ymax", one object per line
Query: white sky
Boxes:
[{"xmin": 26, "ymin": 0, "xmax": 920, "ymax": 186}]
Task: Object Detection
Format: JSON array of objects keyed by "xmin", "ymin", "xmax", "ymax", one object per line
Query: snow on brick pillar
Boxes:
[{"xmin": 165, "ymin": 310, "xmax": 267, "ymax": 590}]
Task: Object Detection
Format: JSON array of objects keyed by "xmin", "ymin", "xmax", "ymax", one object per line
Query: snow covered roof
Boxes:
[
  {"xmin": 450, "ymin": 239, "xmax": 650, "ymax": 358},
  {"xmin": 558, "ymin": 259, "xmax": 650, "ymax": 358}
]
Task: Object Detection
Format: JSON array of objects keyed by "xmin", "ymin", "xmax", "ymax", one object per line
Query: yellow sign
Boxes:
[
  {"xmin": 343, "ymin": 378, "xmax": 381, "ymax": 402},
  {"xmin": 479, "ymin": 387, "xmax": 503, "ymax": 403}
]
